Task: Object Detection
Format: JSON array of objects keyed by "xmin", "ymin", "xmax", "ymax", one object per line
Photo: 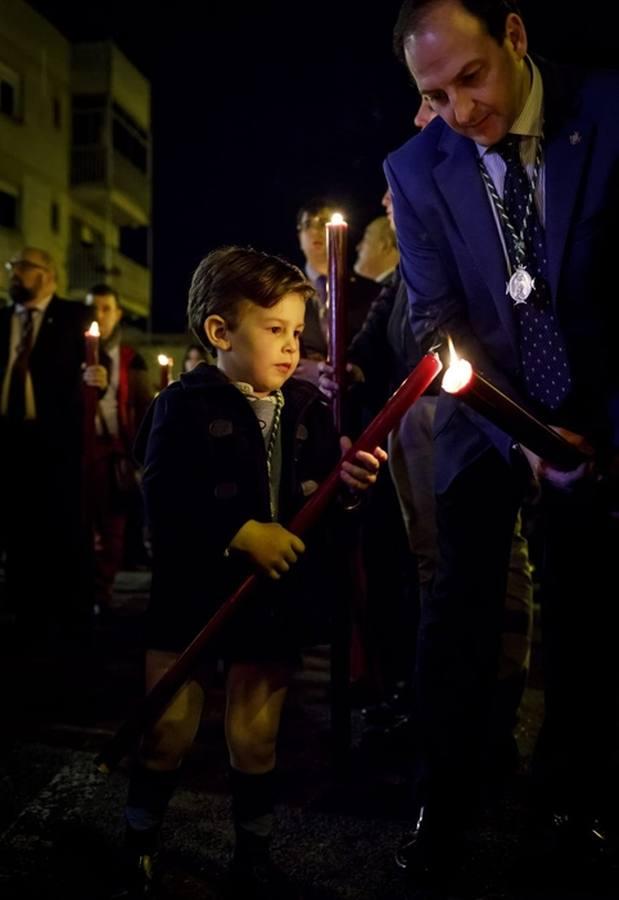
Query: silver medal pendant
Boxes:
[{"xmin": 506, "ymin": 266, "xmax": 534, "ymax": 306}]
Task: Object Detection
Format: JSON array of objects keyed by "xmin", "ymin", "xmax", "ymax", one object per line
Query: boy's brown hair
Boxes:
[{"xmin": 188, "ymin": 246, "xmax": 314, "ymax": 350}]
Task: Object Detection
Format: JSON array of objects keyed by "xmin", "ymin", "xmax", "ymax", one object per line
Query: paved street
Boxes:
[{"xmin": 1, "ymin": 571, "xmax": 617, "ymax": 899}]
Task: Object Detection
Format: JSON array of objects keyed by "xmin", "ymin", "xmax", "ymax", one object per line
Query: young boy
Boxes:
[{"xmin": 118, "ymin": 246, "xmax": 386, "ymax": 898}]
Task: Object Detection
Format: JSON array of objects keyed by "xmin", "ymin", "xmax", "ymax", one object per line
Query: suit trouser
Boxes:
[
  {"xmin": 390, "ymin": 402, "xmax": 533, "ymax": 742},
  {"xmin": 412, "ymin": 448, "xmax": 526, "ymax": 817},
  {"xmin": 413, "ymin": 445, "xmax": 618, "ymax": 818},
  {"xmin": 0, "ymin": 420, "xmax": 93, "ymax": 633},
  {"xmin": 532, "ymin": 476, "xmax": 619, "ymax": 815},
  {"xmin": 389, "ymin": 396, "xmax": 438, "ymax": 594}
]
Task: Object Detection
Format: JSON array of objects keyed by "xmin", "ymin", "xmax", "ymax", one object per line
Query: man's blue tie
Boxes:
[{"xmin": 496, "ymin": 135, "xmax": 571, "ymax": 411}]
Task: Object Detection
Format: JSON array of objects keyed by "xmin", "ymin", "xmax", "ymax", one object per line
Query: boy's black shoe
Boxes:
[
  {"xmin": 111, "ymin": 825, "xmax": 163, "ymax": 899},
  {"xmin": 227, "ymin": 845, "xmax": 297, "ymax": 900},
  {"xmin": 111, "ymin": 851, "xmax": 161, "ymax": 899}
]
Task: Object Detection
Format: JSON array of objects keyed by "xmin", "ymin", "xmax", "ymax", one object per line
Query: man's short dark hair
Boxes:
[
  {"xmin": 393, "ymin": 0, "xmax": 523, "ymax": 62},
  {"xmin": 87, "ymin": 283, "xmax": 121, "ymax": 307},
  {"xmin": 295, "ymin": 197, "xmax": 340, "ymax": 230},
  {"xmin": 187, "ymin": 246, "xmax": 315, "ymax": 351}
]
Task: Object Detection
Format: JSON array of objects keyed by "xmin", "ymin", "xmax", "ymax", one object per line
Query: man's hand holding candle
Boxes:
[
  {"xmin": 83, "ymin": 363, "xmax": 108, "ymax": 391},
  {"xmin": 317, "ymin": 360, "xmax": 365, "ymax": 400},
  {"xmin": 518, "ymin": 426, "xmax": 595, "ymax": 490}
]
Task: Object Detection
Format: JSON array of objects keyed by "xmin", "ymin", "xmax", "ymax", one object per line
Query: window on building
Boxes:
[
  {"xmin": 73, "ymin": 108, "xmax": 103, "ymax": 145},
  {"xmin": 71, "ymin": 96, "xmax": 150, "ymax": 173},
  {"xmin": 0, "ymin": 189, "xmax": 18, "ymax": 229},
  {"xmin": 0, "ymin": 62, "xmax": 22, "ymax": 121},
  {"xmin": 112, "ymin": 103, "xmax": 148, "ymax": 173},
  {"xmin": 51, "ymin": 201, "xmax": 60, "ymax": 233},
  {"xmin": 72, "ymin": 94, "xmax": 105, "ymax": 145}
]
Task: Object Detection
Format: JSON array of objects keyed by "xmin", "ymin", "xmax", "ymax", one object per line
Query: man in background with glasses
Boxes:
[
  {"xmin": 0, "ymin": 247, "xmax": 104, "ymax": 732},
  {"xmin": 294, "ymin": 197, "xmax": 379, "ymax": 390}
]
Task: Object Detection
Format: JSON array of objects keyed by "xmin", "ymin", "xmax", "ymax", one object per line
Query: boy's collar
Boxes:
[{"xmin": 233, "ymin": 381, "xmax": 280, "ymax": 401}]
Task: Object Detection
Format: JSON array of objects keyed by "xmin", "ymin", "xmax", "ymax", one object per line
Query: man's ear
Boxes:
[
  {"xmin": 204, "ymin": 315, "xmax": 231, "ymax": 351},
  {"xmin": 505, "ymin": 13, "xmax": 527, "ymax": 59}
]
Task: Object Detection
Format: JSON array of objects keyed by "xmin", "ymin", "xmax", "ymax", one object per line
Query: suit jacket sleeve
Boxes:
[{"xmin": 384, "ymin": 156, "xmax": 522, "ymax": 403}]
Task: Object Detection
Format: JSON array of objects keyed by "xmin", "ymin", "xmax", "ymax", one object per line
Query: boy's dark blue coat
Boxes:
[{"xmin": 135, "ymin": 362, "xmax": 343, "ymax": 657}]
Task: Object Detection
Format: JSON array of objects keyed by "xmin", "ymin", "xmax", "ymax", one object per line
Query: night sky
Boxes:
[{"xmin": 29, "ymin": 1, "xmax": 619, "ymax": 332}]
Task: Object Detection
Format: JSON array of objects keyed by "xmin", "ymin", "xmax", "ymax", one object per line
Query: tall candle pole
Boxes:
[
  {"xmin": 82, "ymin": 320, "xmax": 101, "ymax": 524},
  {"xmin": 326, "ymin": 213, "xmax": 348, "ymax": 432}
]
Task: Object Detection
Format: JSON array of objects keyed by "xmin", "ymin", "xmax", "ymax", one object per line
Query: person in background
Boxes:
[
  {"xmin": 0, "ymin": 248, "xmax": 102, "ymax": 727},
  {"xmin": 183, "ymin": 342, "xmax": 210, "ymax": 372},
  {"xmin": 320, "ymin": 99, "xmax": 533, "ymax": 765},
  {"xmin": 294, "ymin": 196, "xmax": 379, "ymax": 387},
  {"xmin": 353, "ymin": 215, "xmax": 400, "ymax": 284},
  {"xmin": 85, "ymin": 284, "xmax": 153, "ymax": 616}
]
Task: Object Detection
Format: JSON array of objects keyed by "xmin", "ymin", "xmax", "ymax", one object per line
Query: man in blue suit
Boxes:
[{"xmin": 385, "ymin": 0, "xmax": 619, "ymax": 879}]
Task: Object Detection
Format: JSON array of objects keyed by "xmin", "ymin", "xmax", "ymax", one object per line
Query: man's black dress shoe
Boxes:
[
  {"xmin": 394, "ymin": 806, "xmax": 455, "ymax": 879},
  {"xmin": 542, "ymin": 810, "xmax": 608, "ymax": 849},
  {"xmin": 521, "ymin": 807, "xmax": 613, "ymax": 872}
]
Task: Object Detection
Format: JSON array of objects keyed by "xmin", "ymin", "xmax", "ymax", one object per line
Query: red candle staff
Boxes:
[
  {"xmin": 158, "ymin": 354, "xmax": 173, "ymax": 391},
  {"xmin": 82, "ymin": 320, "xmax": 101, "ymax": 520},
  {"xmin": 442, "ymin": 342, "xmax": 589, "ymax": 470},
  {"xmin": 326, "ymin": 213, "xmax": 348, "ymax": 432},
  {"xmin": 94, "ymin": 351, "xmax": 443, "ymax": 774}
]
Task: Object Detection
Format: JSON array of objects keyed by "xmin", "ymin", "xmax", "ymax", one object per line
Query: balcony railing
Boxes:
[
  {"xmin": 71, "ymin": 147, "xmax": 150, "ymax": 219},
  {"xmin": 71, "ymin": 146, "xmax": 107, "ymax": 185},
  {"xmin": 68, "ymin": 245, "xmax": 151, "ymax": 318}
]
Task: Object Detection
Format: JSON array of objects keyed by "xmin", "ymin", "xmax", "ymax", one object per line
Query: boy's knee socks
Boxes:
[
  {"xmin": 125, "ymin": 763, "xmax": 181, "ymax": 846},
  {"xmin": 229, "ymin": 767, "xmax": 276, "ymax": 854}
]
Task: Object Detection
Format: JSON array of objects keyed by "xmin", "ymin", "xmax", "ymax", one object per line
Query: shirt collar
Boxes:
[
  {"xmin": 375, "ymin": 267, "xmax": 397, "ymax": 283},
  {"xmin": 305, "ymin": 263, "xmax": 326, "ymax": 285},
  {"xmin": 15, "ymin": 293, "xmax": 54, "ymax": 315},
  {"xmin": 477, "ymin": 56, "xmax": 544, "ymax": 158},
  {"xmin": 234, "ymin": 381, "xmax": 281, "ymax": 403},
  {"xmin": 510, "ymin": 56, "xmax": 543, "ymax": 138}
]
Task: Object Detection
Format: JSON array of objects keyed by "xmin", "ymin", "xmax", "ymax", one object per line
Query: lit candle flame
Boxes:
[
  {"xmin": 87, "ymin": 321, "xmax": 100, "ymax": 338},
  {"xmin": 447, "ymin": 336, "xmax": 458, "ymax": 366},
  {"xmin": 158, "ymin": 354, "xmax": 169, "ymax": 366},
  {"xmin": 441, "ymin": 337, "xmax": 473, "ymax": 394},
  {"xmin": 329, "ymin": 213, "xmax": 346, "ymax": 226}
]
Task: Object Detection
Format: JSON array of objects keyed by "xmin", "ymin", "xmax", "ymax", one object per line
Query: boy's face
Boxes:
[{"xmin": 215, "ymin": 292, "xmax": 305, "ymax": 396}]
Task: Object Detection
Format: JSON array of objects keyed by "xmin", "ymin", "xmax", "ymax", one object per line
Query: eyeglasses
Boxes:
[
  {"xmin": 297, "ymin": 215, "xmax": 331, "ymax": 232},
  {"xmin": 5, "ymin": 260, "xmax": 49, "ymax": 274}
]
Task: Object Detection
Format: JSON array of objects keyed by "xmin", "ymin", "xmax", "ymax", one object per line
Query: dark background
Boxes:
[{"xmin": 30, "ymin": 1, "xmax": 619, "ymax": 331}]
